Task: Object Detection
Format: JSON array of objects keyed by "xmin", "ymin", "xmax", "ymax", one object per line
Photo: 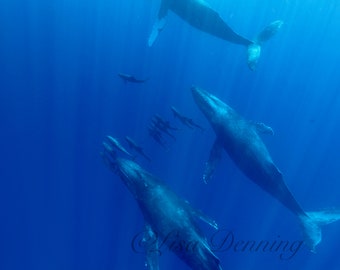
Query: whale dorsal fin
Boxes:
[
  {"xmin": 253, "ymin": 122, "xmax": 274, "ymax": 135},
  {"xmin": 203, "ymin": 138, "xmax": 223, "ymax": 183},
  {"xmin": 148, "ymin": 0, "xmax": 169, "ymax": 46}
]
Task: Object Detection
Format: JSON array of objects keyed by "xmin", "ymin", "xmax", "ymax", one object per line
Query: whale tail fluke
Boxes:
[
  {"xmin": 299, "ymin": 210, "xmax": 340, "ymax": 252},
  {"xmin": 247, "ymin": 20, "xmax": 284, "ymax": 70}
]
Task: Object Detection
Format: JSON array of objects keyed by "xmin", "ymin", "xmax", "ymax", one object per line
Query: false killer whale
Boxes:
[
  {"xmin": 148, "ymin": 0, "xmax": 283, "ymax": 70},
  {"xmin": 191, "ymin": 86, "xmax": 340, "ymax": 251},
  {"xmin": 105, "ymin": 136, "xmax": 134, "ymax": 158},
  {"xmin": 171, "ymin": 106, "xmax": 205, "ymax": 131},
  {"xmin": 125, "ymin": 136, "xmax": 152, "ymax": 162},
  {"xmin": 101, "ymin": 138, "xmax": 222, "ymax": 270},
  {"xmin": 118, "ymin": 73, "xmax": 148, "ymax": 83},
  {"xmin": 152, "ymin": 114, "xmax": 178, "ymax": 141}
]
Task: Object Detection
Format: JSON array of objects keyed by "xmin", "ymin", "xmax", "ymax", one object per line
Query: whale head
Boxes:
[
  {"xmin": 102, "ymin": 141, "xmax": 150, "ymax": 196},
  {"xmin": 191, "ymin": 86, "xmax": 231, "ymax": 126},
  {"xmin": 115, "ymin": 158, "xmax": 144, "ymax": 186}
]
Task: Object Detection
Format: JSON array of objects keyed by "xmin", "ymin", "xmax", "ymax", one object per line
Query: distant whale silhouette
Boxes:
[
  {"xmin": 125, "ymin": 136, "xmax": 151, "ymax": 162},
  {"xmin": 191, "ymin": 86, "xmax": 340, "ymax": 251},
  {"xmin": 171, "ymin": 106, "xmax": 205, "ymax": 131},
  {"xmin": 105, "ymin": 136, "xmax": 133, "ymax": 158},
  {"xmin": 118, "ymin": 73, "xmax": 148, "ymax": 83},
  {"xmin": 148, "ymin": 0, "xmax": 283, "ymax": 70},
  {"xmin": 151, "ymin": 114, "xmax": 177, "ymax": 141},
  {"xmin": 101, "ymin": 143, "xmax": 222, "ymax": 270},
  {"xmin": 148, "ymin": 124, "xmax": 169, "ymax": 150}
]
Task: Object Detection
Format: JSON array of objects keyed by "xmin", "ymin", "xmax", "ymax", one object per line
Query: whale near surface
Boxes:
[
  {"xmin": 148, "ymin": 0, "xmax": 283, "ymax": 70},
  {"xmin": 191, "ymin": 86, "xmax": 340, "ymax": 251}
]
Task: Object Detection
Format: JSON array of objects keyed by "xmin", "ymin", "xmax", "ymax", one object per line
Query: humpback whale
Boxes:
[
  {"xmin": 148, "ymin": 0, "xmax": 283, "ymax": 70},
  {"xmin": 101, "ymin": 141, "xmax": 222, "ymax": 270},
  {"xmin": 191, "ymin": 86, "xmax": 340, "ymax": 251}
]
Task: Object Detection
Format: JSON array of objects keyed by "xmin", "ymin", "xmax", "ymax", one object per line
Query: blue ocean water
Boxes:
[{"xmin": 0, "ymin": 0, "xmax": 339, "ymax": 269}]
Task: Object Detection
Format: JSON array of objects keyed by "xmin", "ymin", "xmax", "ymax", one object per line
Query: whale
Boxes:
[
  {"xmin": 125, "ymin": 136, "xmax": 152, "ymax": 162},
  {"xmin": 148, "ymin": 124, "xmax": 169, "ymax": 150},
  {"xmin": 191, "ymin": 86, "xmax": 340, "ymax": 251},
  {"xmin": 118, "ymin": 73, "xmax": 148, "ymax": 83},
  {"xmin": 148, "ymin": 0, "xmax": 283, "ymax": 70},
  {"xmin": 152, "ymin": 114, "xmax": 177, "ymax": 140},
  {"xmin": 101, "ymin": 140, "xmax": 222, "ymax": 270},
  {"xmin": 171, "ymin": 106, "xmax": 205, "ymax": 131},
  {"xmin": 105, "ymin": 136, "xmax": 134, "ymax": 158}
]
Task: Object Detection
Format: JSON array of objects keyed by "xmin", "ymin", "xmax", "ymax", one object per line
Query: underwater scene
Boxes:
[{"xmin": 1, "ymin": 0, "xmax": 340, "ymax": 269}]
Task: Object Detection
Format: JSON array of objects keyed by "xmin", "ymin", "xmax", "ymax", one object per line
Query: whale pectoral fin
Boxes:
[
  {"xmin": 184, "ymin": 201, "xmax": 219, "ymax": 229},
  {"xmin": 143, "ymin": 224, "xmax": 160, "ymax": 270},
  {"xmin": 253, "ymin": 122, "xmax": 274, "ymax": 135},
  {"xmin": 256, "ymin": 20, "xmax": 284, "ymax": 44},
  {"xmin": 203, "ymin": 139, "xmax": 223, "ymax": 183},
  {"xmin": 148, "ymin": 2, "xmax": 168, "ymax": 46},
  {"xmin": 148, "ymin": 18, "xmax": 167, "ymax": 46}
]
